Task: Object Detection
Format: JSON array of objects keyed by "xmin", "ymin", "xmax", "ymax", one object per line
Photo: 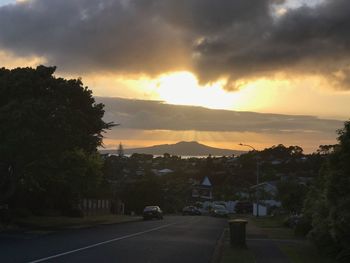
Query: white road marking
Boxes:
[
  {"xmin": 27, "ymin": 221, "xmax": 184, "ymax": 263},
  {"xmin": 247, "ymin": 238, "xmax": 306, "ymax": 244}
]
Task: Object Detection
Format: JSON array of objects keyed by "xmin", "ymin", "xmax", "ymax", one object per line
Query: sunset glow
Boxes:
[
  {"xmin": 136, "ymin": 72, "xmax": 287, "ymax": 112},
  {"xmin": 102, "ymin": 128, "xmax": 337, "ymax": 153},
  {"xmin": 153, "ymin": 72, "xmax": 238, "ymax": 110},
  {"xmin": 1, "ymin": 0, "xmax": 349, "ymax": 152}
]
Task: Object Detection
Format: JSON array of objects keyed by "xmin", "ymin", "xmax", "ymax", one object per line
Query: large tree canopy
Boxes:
[
  {"xmin": 0, "ymin": 66, "xmax": 114, "ymax": 212},
  {"xmin": 304, "ymin": 121, "xmax": 350, "ymax": 261},
  {"xmin": 0, "ymin": 66, "xmax": 112, "ymax": 158}
]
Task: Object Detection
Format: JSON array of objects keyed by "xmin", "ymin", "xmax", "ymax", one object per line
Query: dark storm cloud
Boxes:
[
  {"xmin": 97, "ymin": 97, "xmax": 344, "ymax": 134},
  {"xmin": 0, "ymin": 0, "xmax": 191, "ymax": 74},
  {"xmin": 1, "ymin": 0, "xmax": 350, "ymax": 88},
  {"xmin": 191, "ymin": 0, "xmax": 350, "ymax": 89}
]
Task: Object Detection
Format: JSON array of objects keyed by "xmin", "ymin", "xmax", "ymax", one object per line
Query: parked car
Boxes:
[
  {"xmin": 182, "ymin": 206, "xmax": 201, "ymax": 215},
  {"xmin": 211, "ymin": 204, "xmax": 229, "ymax": 217},
  {"xmin": 284, "ymin": 214, "xmax": 303, "ymax": 228},
  {"xmin": 143, "ymin": 206, "xmax": 163, "ymax": 220},
  {"xmin": 235, "ymin": 201, "xmax": 253, "ymax": 214}
]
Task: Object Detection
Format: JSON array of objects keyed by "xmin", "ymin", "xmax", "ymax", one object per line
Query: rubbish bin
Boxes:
[{"xmin": 228, "ymin": 219, "xmax": 248, "ymax": 247}]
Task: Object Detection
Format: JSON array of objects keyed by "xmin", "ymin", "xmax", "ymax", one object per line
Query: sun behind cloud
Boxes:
[{"xmin": 152, "ymin": 71, "xmax": 240, "ymax": 110}]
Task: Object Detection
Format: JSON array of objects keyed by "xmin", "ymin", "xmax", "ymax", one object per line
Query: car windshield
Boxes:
[
  {"xmin": 144, "ymin": 206, "xmax": 158, "ymax": 212},
  {"xmin": 214, "ymin": 205, "xmax": 226, "ymax": 210}
]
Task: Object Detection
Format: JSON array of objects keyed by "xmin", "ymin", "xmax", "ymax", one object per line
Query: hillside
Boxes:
[{"xmin": 101, "ymin": 141, "xmax": 244, "ymax": 156}]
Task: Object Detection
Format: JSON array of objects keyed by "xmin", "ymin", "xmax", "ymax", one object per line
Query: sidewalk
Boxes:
[
  {"xmin": 247, "ymin": 238, "xmax": 291, "ymax": 263},
  {"xmin": 221, "ymin": 216, "xmax": 292, "ymax": 263},
  {"xmin": 246, "ymin": 216, "xmax": 291, "ymax": 262}
]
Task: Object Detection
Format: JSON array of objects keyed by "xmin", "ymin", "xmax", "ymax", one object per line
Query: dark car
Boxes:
[
  {"xmin": 182, "ymin": 206, "xmax": 201, "ymax": 215},
  {"xmin": 234, "ymin": 201, "xmax": 253, "ymax": 214},
  {"xmin": 143, "ymin": 206, "xmax": 163, "ymax": 220}
]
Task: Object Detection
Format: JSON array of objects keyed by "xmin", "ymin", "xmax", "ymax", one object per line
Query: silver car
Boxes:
[{"xmin": 211, "ymin": 204, "xmax": 229, "ymax": 217}]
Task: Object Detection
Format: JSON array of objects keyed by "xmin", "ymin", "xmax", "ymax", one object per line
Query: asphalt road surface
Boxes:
[{"xmin": 0, "ymin": 216, "xmax": 226, "ymax": 263}]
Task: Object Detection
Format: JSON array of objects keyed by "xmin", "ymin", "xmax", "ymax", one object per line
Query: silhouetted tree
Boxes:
[
  {"xmin": 0, "ymin": 66, "xmax": 114, "ymax": 214},
  {"xmin": 316, "ymin": 144, "xmax": 338, "ymax": 155},
  {"xmin": 0, "ymin": 163, "xmax": 14, "ymax": 204},
  {"xmin": 277, "ymin": 179, "xmax": 308, "ymax": 214},
  {"xmin": 117, "ymin": 142, "xmax": 124, "ymax": 157},
  {"xmin": 120, "ymin": 175, "xmax": 164, "ymax": 214},
  {"xmin": 304, "ymin": 121, "xmax": 350, "ymax": 261}
]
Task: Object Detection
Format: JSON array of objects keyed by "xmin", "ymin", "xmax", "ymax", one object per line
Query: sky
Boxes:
[{"xmin": 1, "ymin": 0, "xmax": 349, "ymax": 152}]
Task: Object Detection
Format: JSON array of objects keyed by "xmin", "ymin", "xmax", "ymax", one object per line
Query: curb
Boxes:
[{"xmin": 211, "ymin": 228, "xmax": 226, "ymax": 263}]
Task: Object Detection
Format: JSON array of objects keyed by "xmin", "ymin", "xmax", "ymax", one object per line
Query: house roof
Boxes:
[
  {"xmin": 250, "ymin": 180, "xmax": 278, "ymax": 189},
  {"xmin": 158, "ymin": 169, "xmax": 173, "ymax": 173},
  {"xmin": 201, "ymin": 176, "xmax": 212, "ymax": 186}
]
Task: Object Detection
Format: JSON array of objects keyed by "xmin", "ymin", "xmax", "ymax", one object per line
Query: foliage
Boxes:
[
  {"xmin": 317, "ymin": 145, "xmax": 338, "ymax": 155},
  {"xmin": 0, "ymin": 66, "xmax": 113, "ymax": 214},
  {"xmin": 304, "ymin": 121, "xmax": 350, "ymax": 261},
  {"xmin": 0, "ymin": 162, "xmax": 14, "ymax": 204},
  {"xmin": 277, "ymin": 179, "xmax": 308, "ymax": 214},
  {"xmin": 120, "ymin": 175, "xmax": 164, "ymax": 214},
  {"xmin": 260, "ymin": 144, "xmax": 304, "ymax": 160},
  {"xmin": 294, "ymin": 216, "xmax": 312, "ymax": 237},
  {"xmin": 279, "ymin": 242, "xmax": 337, "ymax": 263}
]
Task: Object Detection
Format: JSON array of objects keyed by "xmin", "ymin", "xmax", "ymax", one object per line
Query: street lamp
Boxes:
[{"xmin": 239, "ymin": 143, "xmax": 260, "ymax": 217}]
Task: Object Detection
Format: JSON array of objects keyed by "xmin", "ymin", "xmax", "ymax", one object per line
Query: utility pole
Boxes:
[{"xmin": 239, "ymin": 143, "xmax": 260, "ymax": 217}]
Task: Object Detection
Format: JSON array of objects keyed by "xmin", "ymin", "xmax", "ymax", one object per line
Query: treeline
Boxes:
[
  {"xmin": 102, "ymin": 144, "xmax": 322, "ymax": 214},
  {"xmin": 302, "ymin": 122, "xmax": 350, "ymax": 261}
]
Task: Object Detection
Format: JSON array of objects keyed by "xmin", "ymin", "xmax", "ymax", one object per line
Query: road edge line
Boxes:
[
  {"xmin": 210, "ymin": 227, "xmax": 226, "ymax": 263},
  {"xmin": 27, "ymin": 222, "xmax": 178, "ymax": 263}
]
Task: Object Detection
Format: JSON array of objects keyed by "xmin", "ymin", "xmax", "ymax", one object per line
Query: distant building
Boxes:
[
  {"xmin": 192, "ymin": 176, "xmax": 213, "ymax": 200},
  {"xmin": 271, "ymin": 160, "xmax": 282, "ymax": 165},
  {"xmin": 250, "ymin": 181, "xmax": 278, "ymax": 199},
  {"xmin": 152, "ymin": 168, "xmax": 174, "ymax": 176}
]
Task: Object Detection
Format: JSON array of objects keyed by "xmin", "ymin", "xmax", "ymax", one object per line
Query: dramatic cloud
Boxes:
[
  {"xmin": 97, "ymin": 97, "xmax": 344, "ymax": 134},
  {"xmin": 1, "ymin": 0, "xmax": 350, "ymax": 89}
]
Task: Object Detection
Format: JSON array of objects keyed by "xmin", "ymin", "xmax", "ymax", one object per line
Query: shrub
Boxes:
[
  {"xmin": 64, "ymin": 209, "xmax": 84, "ymax": 218},
  {"xmin": 11, "ymin": 208, "xmax": 33, "ymax": 218},
  {"xmin": 294, "ymin": 216, "xmax": 312, "ymax": 236}
]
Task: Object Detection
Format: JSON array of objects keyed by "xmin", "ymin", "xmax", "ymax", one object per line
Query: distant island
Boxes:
[{"xmin": 100, "ymin": 141, "xmax": 245, "ymax": 156}]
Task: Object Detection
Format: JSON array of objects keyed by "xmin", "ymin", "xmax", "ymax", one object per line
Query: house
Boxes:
[
  {"xmin": 251, "ymin": 181, "xmax": 282, "ymax": 216},
  {"xmin": 253, "ymin": 200, "xmax": 282, "ymax": 216},
  {"xmin": 271, "ymin": 160, "xmax": 282, "ymax": 165},
  {"xmin": 152, "ymin": 168, "xmax": 174, "ymax": 176},
  {"xmin": 192, "ymin": 176, "xmax": 213, "ymax": 200},
  {"xmin": 135, "ymin": 169, "xmax": 145, "ymax": 176},
  {"xmin": 250, "ymin": 181, "xmax": 278, "ymax": 199},
  {"xmin": 236, "ymin": 191, "xmax": 250, "ymax": 199}
]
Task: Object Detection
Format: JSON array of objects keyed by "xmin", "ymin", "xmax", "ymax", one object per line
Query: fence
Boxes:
[{"xmin": 79, "ymin": 199, "xmax": 124, "ymax": 216}]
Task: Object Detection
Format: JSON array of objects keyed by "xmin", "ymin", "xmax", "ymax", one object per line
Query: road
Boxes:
[{"xmin": 0, "ymin": 216, "xmax": 226, "ymax": 263}]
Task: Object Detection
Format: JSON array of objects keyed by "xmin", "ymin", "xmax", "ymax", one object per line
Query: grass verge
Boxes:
[
  {"xmin": 250, "ymin": 215, "xmax": 296, "ymax": 239},
  {"xmin": 278, "ymin": 242, "xmax": 336, "ymax": 263},
  {"xmin": 247, "ymin": 215, "xmax": 336, "ymax": 263}
]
